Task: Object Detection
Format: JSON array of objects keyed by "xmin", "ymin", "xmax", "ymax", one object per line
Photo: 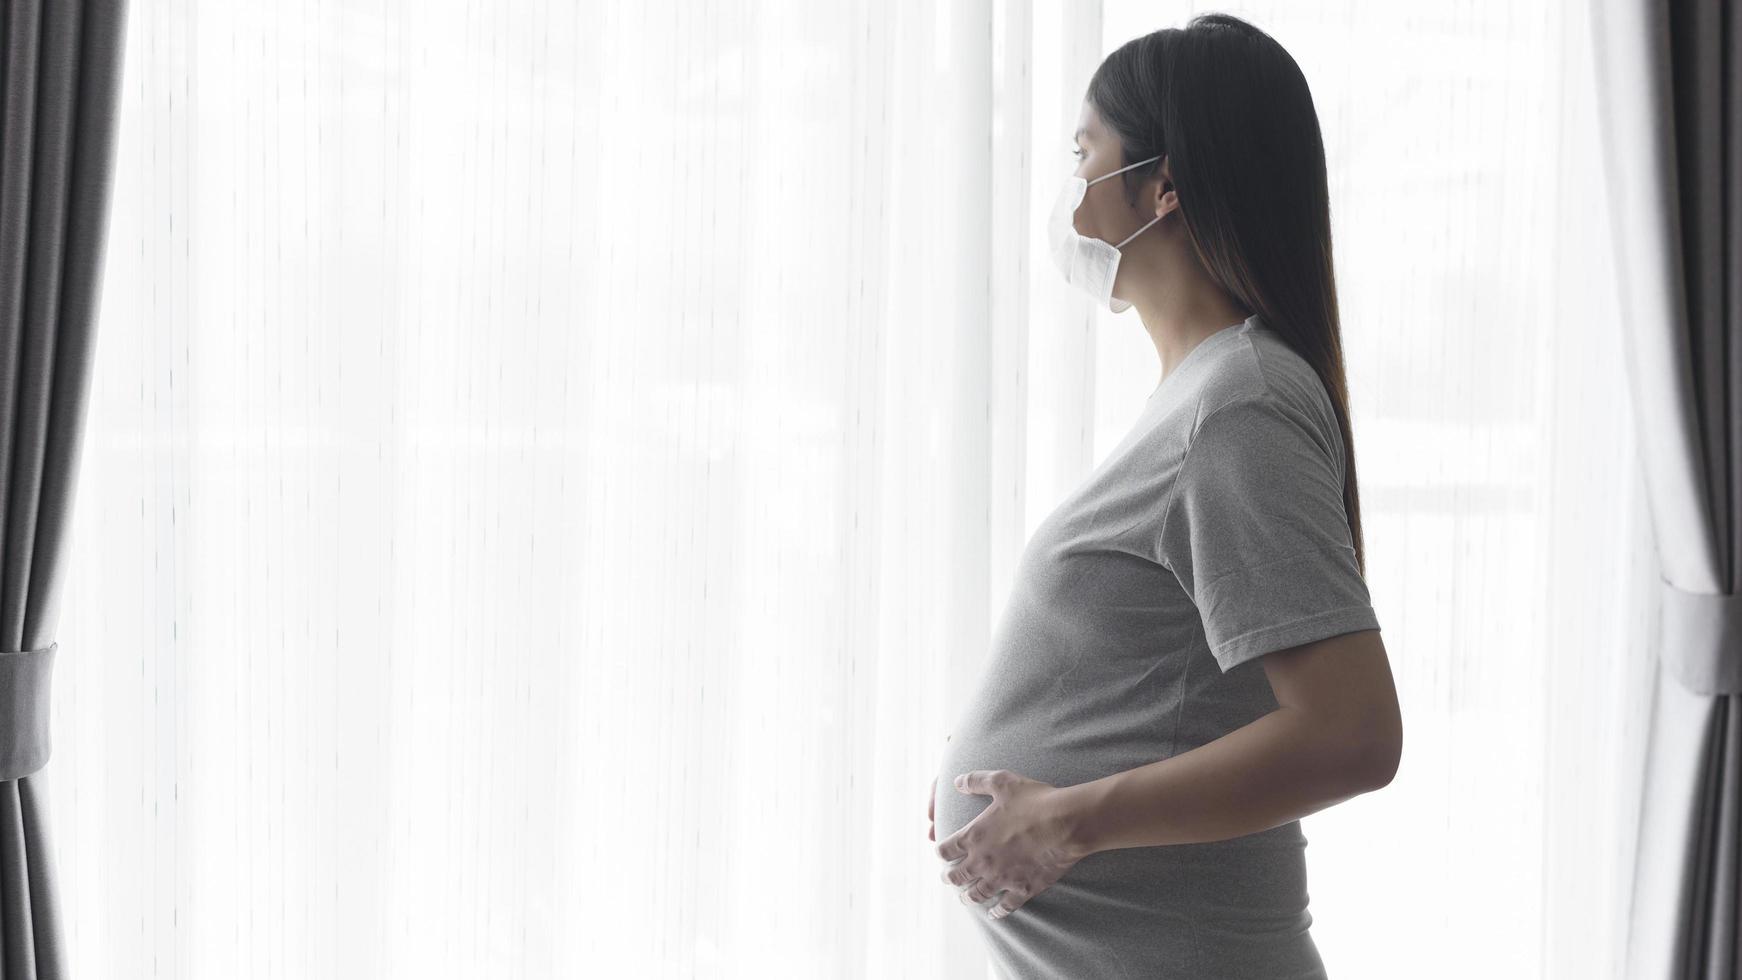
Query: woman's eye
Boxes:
[{"xmin": 1070, "ymin": 146, "xmax": 1085, "ymax": 161}]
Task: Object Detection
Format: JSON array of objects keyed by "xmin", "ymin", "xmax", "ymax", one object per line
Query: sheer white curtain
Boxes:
[{"xmin": 45, "ymin": 0, "xmax": 1651, "ymax": 977}]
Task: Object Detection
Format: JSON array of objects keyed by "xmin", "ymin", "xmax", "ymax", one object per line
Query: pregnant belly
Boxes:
[{"xmin": 931, "ymin": 738, "xmax": 1002, "ymax": 843}]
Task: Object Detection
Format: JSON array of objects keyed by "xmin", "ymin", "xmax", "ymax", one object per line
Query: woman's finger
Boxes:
[{"xmin": 928, "ymin": 776, "xmax": 936, "ymax": 841}]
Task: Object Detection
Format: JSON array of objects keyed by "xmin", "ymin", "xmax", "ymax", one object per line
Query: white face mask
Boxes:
[{"xmin": 1047, "ymin": 153, "xmax": 1163, "ymax": 313}]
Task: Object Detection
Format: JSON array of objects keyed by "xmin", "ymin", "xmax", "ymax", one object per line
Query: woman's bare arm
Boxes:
[{"xmin": 1054, "ymin": 629, "xmax": 1400, "ymax": 856}]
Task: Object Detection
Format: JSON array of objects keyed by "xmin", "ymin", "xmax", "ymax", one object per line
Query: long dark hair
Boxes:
[{"xmin": 1087, "ymin": 13, "xmax": 1368, "ymax": 575}]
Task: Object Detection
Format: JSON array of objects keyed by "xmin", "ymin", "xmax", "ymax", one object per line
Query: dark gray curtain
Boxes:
[
  {"xmin": 1591, "ymin": 0, "xmax": 1741, "ymax": 976},
  {"xmin": 0, "ymin": 0, "xmax": 128, "ymax": 977}
]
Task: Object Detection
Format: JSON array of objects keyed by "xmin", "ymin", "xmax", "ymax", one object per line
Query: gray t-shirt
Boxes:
[{"xmin": 933, "ymin": 313, "xmax": 1381, "ymax": 979}]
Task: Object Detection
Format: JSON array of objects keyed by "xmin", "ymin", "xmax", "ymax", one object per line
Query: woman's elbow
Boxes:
[{"xmin": 1356, "ymin": 719, "xmax": 1402, "ymax": 789}]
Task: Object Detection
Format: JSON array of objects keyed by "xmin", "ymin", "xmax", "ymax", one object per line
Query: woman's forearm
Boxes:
[{"xmin": 1053, "ymin": 707, "xmax": 1393, "ymax": 857}]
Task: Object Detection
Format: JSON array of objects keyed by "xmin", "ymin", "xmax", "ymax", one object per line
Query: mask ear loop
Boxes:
[
  {"xmin": 1085, "ymin": 152, "xmax": 1163, "ymax": 186},
  {"xmin": 1089, "ymin": 153, "xmax": 1165, "ymax": 249},
  {"xmin": 1114, "ymin": 212, "xmax": 1163, "ymax": 249}
]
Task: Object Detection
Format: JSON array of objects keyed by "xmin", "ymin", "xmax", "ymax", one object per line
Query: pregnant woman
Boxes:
[{"xmin": 927, "ymin": 14, "xmax": 1402, "ymax": 979}]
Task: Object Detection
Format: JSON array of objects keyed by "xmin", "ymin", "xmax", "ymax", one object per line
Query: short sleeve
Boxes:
[{"xmin": 1157, "ymin": 394, "xmax": 1380, "ymax": 672}]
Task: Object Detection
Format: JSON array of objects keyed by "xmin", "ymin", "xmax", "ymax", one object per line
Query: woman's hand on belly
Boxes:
[{"xmin": 935, "ymin": 769, "xmax": 1085, "ymax": 921}]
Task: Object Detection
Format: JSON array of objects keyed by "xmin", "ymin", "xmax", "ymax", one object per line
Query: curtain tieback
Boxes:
[
  {"xmin": 1661, "ymin": 582, "xmax": 1742, "ymax": 696},
  {"xmin": 0, "ymin": 642, "xmax": 56, "ymax": 780}
]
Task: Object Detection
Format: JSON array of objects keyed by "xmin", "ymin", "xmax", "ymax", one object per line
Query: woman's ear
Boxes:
[
  {"xmin": 1152, "ymin": 162, "xmax": 1178, "ymax": 219},
  {"xmin": 1152, "ymin": 155, "xmax": 1177, "ymax": 218}
]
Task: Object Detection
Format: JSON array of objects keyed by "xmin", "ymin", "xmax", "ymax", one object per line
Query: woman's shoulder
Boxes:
[{"xmin": 1184, "ymin": 331, "xmax": 1339, "ymax": 456}]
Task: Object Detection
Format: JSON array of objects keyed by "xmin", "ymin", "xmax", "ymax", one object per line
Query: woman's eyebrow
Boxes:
[{"xmin": 1073, "ymin": 127, "xmax": 1089, "ymax": 141}]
